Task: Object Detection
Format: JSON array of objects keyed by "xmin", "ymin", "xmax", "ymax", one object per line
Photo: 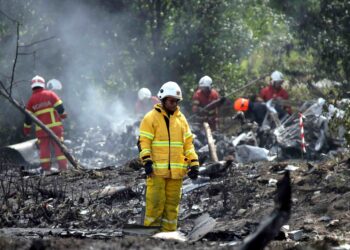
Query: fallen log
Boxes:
[
  {"xmin": 203, "ymin": 122, "xmax": 218, "ymax": 162},
  {"xmin": 0, "ymin": 88, "xmax": 83, "ymax": 170}
]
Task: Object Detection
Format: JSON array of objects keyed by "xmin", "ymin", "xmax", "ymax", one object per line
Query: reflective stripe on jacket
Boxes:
[
  {"xmin": 24, "ymin": 89, "xmax": 64, "ymax": 137},
  {"xmin": 139, "ymin": 103, "xmax": 199, "ymax": 179}
]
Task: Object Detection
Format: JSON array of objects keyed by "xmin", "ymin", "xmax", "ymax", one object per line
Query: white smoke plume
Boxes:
[{"xmin": 0, "ymin": 0, "xmax": 143, "ymax": 141}]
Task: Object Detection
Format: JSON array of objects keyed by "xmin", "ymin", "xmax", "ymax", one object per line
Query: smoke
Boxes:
[
  {"xmin": 48, "ymin": 1, "xmax": 138, "ymax": 133},
  {"xmin": 0, "ymin": 0, "xmax": 262, "ymax": 146},
  {"xmin": 0, "ymin": 0, "xmax": 142, "ymax": 141}
]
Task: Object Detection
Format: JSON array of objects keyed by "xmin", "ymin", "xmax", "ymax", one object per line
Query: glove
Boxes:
[
  {"xmin": 144, "ymin": 160, "xmax": 153, "ymax": 176},
  {"xmin": 188, "ymin": 166, "xmax": 199, "ymax": 180}
]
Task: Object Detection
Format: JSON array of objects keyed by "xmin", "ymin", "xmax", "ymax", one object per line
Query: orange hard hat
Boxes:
[{"xmin": 233, "ymin": 98, "xmax": 249, "ymax": 112}]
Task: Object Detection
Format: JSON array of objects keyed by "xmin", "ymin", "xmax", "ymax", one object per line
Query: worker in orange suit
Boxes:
[
  {"xmin": 23, "ymin": 75, "xmax": 68, "ymax": 174},
  {"xmin": 192, "ymin": 75, "xmax": 220, "ymax": 130},
  {"xmin": 258, "ymin": 70, "xmax": 292, "ymax": 115}
]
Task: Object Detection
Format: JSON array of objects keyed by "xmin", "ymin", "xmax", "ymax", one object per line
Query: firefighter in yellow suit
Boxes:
[{"xmin": 138, "ymin": 81, "xmax": 199, "ymax": 232}]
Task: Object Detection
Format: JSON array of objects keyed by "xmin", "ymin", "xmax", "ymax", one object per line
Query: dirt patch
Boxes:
[{"xmin": 0, "ymin": 154, "xmax": 350, "ymax": 249}]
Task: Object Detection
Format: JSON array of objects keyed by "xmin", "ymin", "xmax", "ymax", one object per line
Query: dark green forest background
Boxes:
[{"xmin": 0, "ymin": 0, "xmax": 349, "ymax": 146}]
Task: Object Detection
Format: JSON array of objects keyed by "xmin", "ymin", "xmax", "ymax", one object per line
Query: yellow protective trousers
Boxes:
[{"xmin": 144, "ymin": 176, "xmax": 183, "ymax": 232}]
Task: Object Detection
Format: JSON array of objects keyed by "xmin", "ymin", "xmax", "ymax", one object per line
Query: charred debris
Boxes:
[{"xmin": 0, "ymin": 98, "xmax": 350, "ymax": 249}]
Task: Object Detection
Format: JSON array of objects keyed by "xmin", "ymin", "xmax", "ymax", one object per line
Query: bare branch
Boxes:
[
  {"xmin": 0, "ymin": 80, "xmax": 10, "ymax": 96},
  {"xmin": 18, "ymin": 52, "xmax": 37, "ymax": 56},
  {"xmin": 19, "ymin": 36, "xmax": 56, "ymax": 48},
  {"xmin": 0, "ymin": 88, "xmax": 83, "ymax": 170},
  {"xmin": 11, "ymin": 79, "xmax": 29, "ymax": 85},
  {"xmin": 0, "ymin": 9, "xmax": 18, "ymax": 23},
  {"xmin": 0, "ymin": 72, "xmax": 10, "ymax": 79},
  {"xmin": 9, "ymin": 22, "xmax": 20, "ymax": 96},
  {"xmin": 4, "ymin": 80, "xmax": 28, "ymax": 93},
  {"xmin": 0, "ymin": 11, "xmax": 83, "ymax": 173}
]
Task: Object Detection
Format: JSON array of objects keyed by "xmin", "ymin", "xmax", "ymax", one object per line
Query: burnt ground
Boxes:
[{"xmin": 0, "ymin": 154, "xmax": 350, "ymax": 250}]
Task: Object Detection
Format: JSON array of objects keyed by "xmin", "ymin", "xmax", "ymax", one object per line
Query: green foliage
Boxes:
[
  {"xmin": 1, "ymin": 0, "xmax": 349, "ymax": 146},
  {"xmin": 271, "ymin": 0, "xmax": 350, "ymax": 83},
  {"xmin": 0, "ymin": 0, "xmax": 304, "ymax": 97},
  {"xmin": 342, "ymin": 106, "xmax": 350, "ymax": 146},
  {"xmin": 319, "ymin": 84, "xmax": 350, "ymax": 146},
  {"xmin": 270, "ymin": 0, "xmax": 350, "ymax": 144}
]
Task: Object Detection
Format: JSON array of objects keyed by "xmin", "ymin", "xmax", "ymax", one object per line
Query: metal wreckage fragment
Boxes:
[
  {"xmin": 1, "ymin": 98, "xmax": 346, "ymax": 170},
  {"xmin": 227, "ymin": 98, "xmax": 348, "ymax": 162},
  {"xmin": 0, "ymin": 122, "xmax": 140, "ymax": 170},
  {"xmin": 0, "ymin": 139, "xmax": 39, "ymax": 167},
  {"xmin": 239, "ymin": 171, "xmax": 291, "ymax": 250}
]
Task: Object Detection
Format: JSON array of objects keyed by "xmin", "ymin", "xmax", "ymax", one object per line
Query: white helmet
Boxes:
[
  {"xmin": 138, "ymin": 87, "xmax": 152, "ymax": 100},
  {"xmin": 47, "ymin": 79, "xmax": 63, "ymax": 90},
  {"xmin": 271, "ymin": 71, "xmax": 284, "ymax": 82},
  {"xmin": 157, "ymin": 81, "xmax": 182, "ymax": 100},
  {"xmin": 31, "ymin": 75, "xmax": 45, "ymax": 89},
  {"xmin": 199, "ymin": 75, "xmax": 212, "ymax": 88}
]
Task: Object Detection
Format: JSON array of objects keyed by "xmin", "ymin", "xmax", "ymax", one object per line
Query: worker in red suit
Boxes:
[
  {"xmin": 258, "ymin": 70, "xmax": 292, "ymax": 114},
  {"xmin": 23, "ymin": 75, "xmax": 68, "ymax": 174},
  {"xmin": 135, "ymin": 87, "xmax": 160, "ymax": 116},
  {"xmin": 192, "ymin": 75, "xmax": 220, "ymax": 130}
]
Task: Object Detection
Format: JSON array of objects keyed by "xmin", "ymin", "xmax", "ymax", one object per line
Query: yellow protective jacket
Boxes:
[{"xmin": 139, "ymin": 104, "xmax": 199, "ymax": 179}]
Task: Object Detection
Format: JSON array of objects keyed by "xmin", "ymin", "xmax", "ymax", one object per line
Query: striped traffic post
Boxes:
[{"xmin": 299, "ymin": 112, "xmax": 306, "ymax": 156}]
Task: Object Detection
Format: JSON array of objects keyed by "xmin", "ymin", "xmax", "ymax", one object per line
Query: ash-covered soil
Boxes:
[{"xmin": 0, "ymin": 153, "xmax": 350, "ymax": 250}]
